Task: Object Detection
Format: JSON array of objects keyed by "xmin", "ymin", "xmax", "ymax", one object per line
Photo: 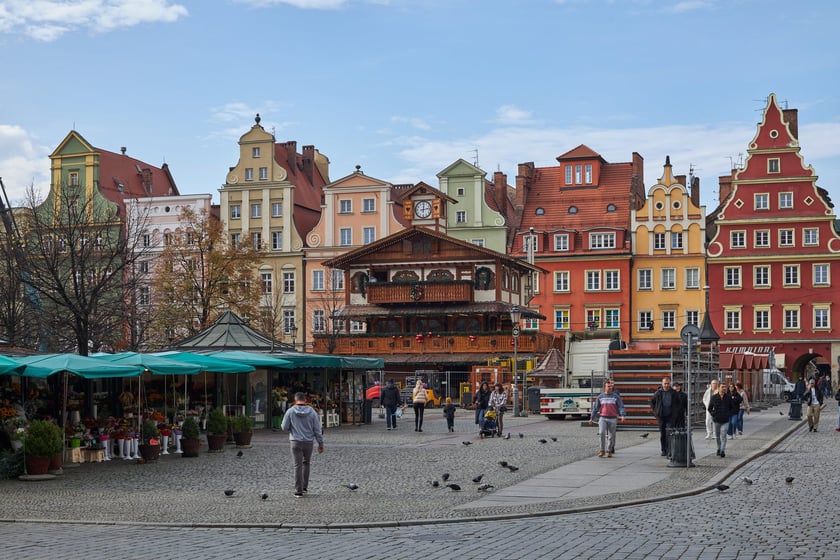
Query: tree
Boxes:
[
  {"xmin": 0, "ymin": 227, "xmax": 39, "ymax": 348},
  {"xmin": 145, "ymin": 207, "xmax": 263, "ymax": 347},
  {"xmin": 308, "ymin": 265, "xmax": 347, "ymax": 354}
]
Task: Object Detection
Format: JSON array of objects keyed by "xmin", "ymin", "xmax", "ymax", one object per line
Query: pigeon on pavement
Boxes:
[
  {"xmin": 550, "ymin": 437, "xmax": 557, "ymax": 442},
  {"xmin": 742, "ymin": 477, "xmax": 754, "ymax": 485},
  {"xmin": 477, "ymin": 484, "xmax": 494, "ymax": 492},
  {"xmin": 538, "ymin": 439, "xmax": 547, "ymax": 444},
  {"xmin": 498, "ymin": 461, "xmax": 508, "ymax": 468},
  {"xmin": 441, "ymin": 473, "xmax": 450, "ymax": 481},
  {"xmin": 260, "ymin": 492, "xmax": 268, "ymax": 500},
  {"xmin": 472, "ymin": 474, "xmax": 484, "ymax": 483},
  {"xmin": 504, "ymin": 433, "xmax": 511, "ymax": 440},
  {"xmin": 715, "ymin": 484, "xmax": 730, "ymax": 492},
  {"xmin": 224, "ymin": 489, "xmax": 235, "ymax": 497},
  {"xmin": 462, "ymin": 441, "xmax": 472, "ymax": 446},
  {"xmin": 446, "ymin": 483, "xmax": 461, "ymax": 491},
  {"xmin": 506, "ymin": 465, "xmax": 519, "ymax": 472},
  {"xmin": 786, "ymin": 476, "xmax": 795, "ymax": 484},
  {"xmin": 342, "ymin": 483, "xmax": 359, "ymax": 490},
  {"xmin": 640, "ymin": 433, "xmax": 650, "ymax": 438},
  {"xmin": 236, "ymin": 450, "xmax": 243, "ymax": 458}
]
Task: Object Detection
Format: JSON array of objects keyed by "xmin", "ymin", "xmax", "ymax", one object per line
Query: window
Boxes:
[
  {"xmin": 261, "ymin": 273, "xmax": 272, "ymax": 294},
  {"xmin": 283, "ymin": 272, "xmax": 295, "ymax": 294},
  {"xmin": 457, "ymin": 187, "xmax": 465, "ymax": 196},
  {"xmin": 724, "ymin": 266, "xmax": 741, "ymax": 288},
  {"xmin": 312, "ymin": 310, "xmax": 326, "ymax": 333},
  {"xmin": 312, "ymin": 269, "xmax": 324, "ymax": 291},
  {"xmin": 784, "ymin": 307, "xmax": 799, "ymax": 330},
  {"xmin": 138, "ymin": 286, "xmax": 150, "ymax": 306},
  {"xmin": 252, "ymin": 147, "xmax": 260, "ymax": 158},
  {"xmin": 456, "ymin": 211, "xmax": 466, "ymax": 223},
  {"xmin": 575, "ymin": 165, "xmax": 582, "ymax": 184},
  {"xmin": 754, "ymin": 265, "xmax": 770, "ymax": 287},
  {"xmin": 686, "ymin": 310, "xmax": 699, "ymax": 326},
  {"xmin": 779, "ymin": 192, "xmax": 793, "ymax": 209},
  {"xmin": 725, "ymin": 309, "xmax": 741, "ymax": 331},
  {"xmin": 783, "ymin": 264, "xmax": 799, "ymax": 286},
  {"xmin": 231, "ymin": 205, "xmax": 241, "ymax": 219},
  {"xmin": 685, "ymin": 268, "xmax": 700, "ymax": 289},
  {"xmin": 654, "ymin": 233, "xmax": 666, "ymax": 250},
  {"xmin": 779, "ymin": 229, "xmax": 794, "ymax": 246},
  {"xmin": 755, "ymin": 230, "xmax": 770, "ymax": 248},
  {"xmin": 251, "ymin": 203, "xmax": 262, "ymax": 218},
  {"xmin": 565, "ymin": 166, "xmax": 573, "ymax": 185},
  {"xmin": 814, "ymin": 307, "xmax": 830, "ymax": 329},
  {"xmin": 283, "ymin": 311, "xmax": 296, "ymax": 335},
  {"xmin": 768, "ymin": 158, "xmax": 780, "ymax": 173},
  {"xmin": 553, "ymin": 271, "xmax": 569, "ymax": 292},
  {"xmin": 755, "ymin": 309, "xmax": 770, "ymax": 330},
  {"xmin": 259, "ymin": 167, "xmax": 268, "ymax": 180},
  {"xmin": 661, "ymin": 268, "xmax": 676, "ymax": 290},
  {"xmin": 230, "ymin": 233, "xmax": 241, "ymax": 246},
  {"xmin": 554, "ymin": 309, "xmax": 570, "ymax": 330},
  {"xmin": 661, "ymin": 310, "xmax": 676, "ymax": 330},
  {"xmin": 605, "ymin": 308, "xmax": 619, "ymax": 328},
  {"xmin": 69, "ymin": 172, "xmax": 79, "ymax": 186},
  {"xmin": 139, "ymin": 261, "xmax": 149, "ymax": 274},
  {"xmin": 163, "ymin": 233, "xmax": 172, "ymax": 246},
  {"xmin": 803, "ymin": 228, "xmax": 818, "ymax": 246},
  {"xmin": 142, "ymin": 234, "xmax": 151, "ymax": 247},
  {"xmin": 251, "ymin": 232, "xmax": 262, "ymax": 250},
  {"xmin": 671, "ymin": 232, "xmax": 683, "ymax": 250},
  {"xmin": 331, "ymin": 269, "xmax": 344, "ymax": 291},
  {"xmin": 272, "ymin": 202, "xmax": 283, "ymax": 217},
  {"xmin": 271, "ymin": 231, "xmax": 282, "ymax": 251},
  {"xmin": 339, "ymin": 200, "xmax": 352, "ymax": 214},
  {"xmin": 550, "ymin": 234, "xmax": 568, "ymax": 251},
  {"xmin": 638, "ymin": 269, "xmax": 652, "ymax": 290},
  {"xmin": 586, "ymin": 271, "xmax": 601, "ymax": 291},
  {"xmin": 471, "ymin": 239, "xmax": 485, "ymax": 247},
  {"xmin": 585, "ymin": 164, "xmax": 593, "ymax": 183},
  {"xmin": 590, "ymin": 232, "xmax": 616, "ymax": 249},
  {"xmin": 814, "ymin": 264, "xmax": 829, "ymax": 286},
  {"xmin": 524, "ymin": 234, "xmax": 538, "ymax": 253},
  {"xmin": 363, "ymin": 227, "xmax": 375, "ymax": 245},
  {"xmin": 350, "ymin": 320, "xmax": 365, "ymax": 334},
  {"xmin": 755, "ymin": 193, "xmax": 769, "ymax": 210},
  {"xmin": 523, "ymin": 317, "xmax": 539, "ymax": 330},
  {"xmin": 639, "ymin": 311, "xmax": 653, "ymax": 331},
  {"xmin": 339, "ymin": 228, "xmax": 352, "ymax": 246},
  {"xmin": 586, "ymin": 309, "xmax": 601, "ymax": 329},
  {"xmin": 363, "ymin": 198, "xmax": 375, "ymax": 213},
  {"xmin": 605, "ymin": 270, "xmax": 620, "ymax": 291},
  {"xmin": 730, "ymin": 231, "xmax": 746, "ymax": 249},
  {"xmin": 245, "ymin": 168, "xmax": 254, "ymax": 181}
]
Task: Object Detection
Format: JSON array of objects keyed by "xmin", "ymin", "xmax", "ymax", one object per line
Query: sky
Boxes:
[{"xmin": 1, "ymin": 0, "xmax": 839, "ymax": 212}]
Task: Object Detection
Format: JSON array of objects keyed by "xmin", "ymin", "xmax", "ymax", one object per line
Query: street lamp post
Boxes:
[
  {"xmin": 510, "ymin": 305, "xmax": 522, "ymax": 417},
  {"xmin": 289, "ymin": 322, "xmax": 299, "ymax": 352}
]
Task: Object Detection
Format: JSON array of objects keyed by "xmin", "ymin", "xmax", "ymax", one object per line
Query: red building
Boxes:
[{"xmin": 707, "ymin": 93, "xmax": 840, "ymax": 381}]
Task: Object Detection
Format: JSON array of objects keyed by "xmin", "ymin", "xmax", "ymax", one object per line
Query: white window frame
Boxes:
[
  {"xmin": 589, "ymin": 232, "xmax": 616, "ymax": 249},
  {"xmin": 661, "ymin": 310, "xmax": 676, "ymax": 330},
  {"xmin": 768, "ymin": 158, "xmax": 780, "ymax": 174},
  {"xmin": 565, "ymin": 166, "xmax": 573, "ymax": 185},
  {"xmin": 639, "ymin": 311, "xmax": 653, "ymax": 331},
  {"xmin": 754, "ymin": 308, "xmax": 770, "ymax": 331},
  {"xmin": 724, "ymin": 266, "xmax": 741, "ymax": 288},
  {"xmin": 456, "ymin": 211, "xmax": 467, "ymax": 223},
  {"xmin": 585, "ymin": 270, "xmax": 601, "ymax": 291},
  {"xmin": 245, "ymin": 168, "xmax": 254, "ymax": 181},
  {"xmin": 605, "ymin": 270, "xmax": 620, "ymax": 291},
  {"xmin": 783, "ymin": 264, "xmax": 800, "ymax": 287},
  {"xmin": 271, "ymin": 202, "xmax": 283, "ymax": 217},
  {"xmin": 661, "ymin": 268, "xmax": 676, "ymax": 290},
  {"xmin": 339, "ymin": 228, "xmax": 352, "ymax": 246},
  {"xmin": 755, "ymin": 193, "xmax": 769, "ymax": 210},
  {"xmin": 779, "ymin": 192, "xmax": 793, "ymax": 209},
  {"xmin": 339, "ymin": 199, "xmax": 352, "ymax": 214},
  {"xmin": 605, "ymin": 308, "xmax": 619, "ymax": 328},
  {"xmin": 755, "ymin": 230, "xmax": 770, "ymax": 248},
  {"xmin": 312, "ymin": 309, "xmax": 326, "ymax": 333},
  {"xmin": 671, "ymin": 232, "xmax": 683, "ymax": 250},
  {"xmin": 312, "ymin": 269, "xmax": 324, "ymax": 291},
  {"xmin": 554, "ymin": 309, "xmax": 570, "ymax": 330},
  {"xmin": 230, "ymin": 205, "xmax": 241, "ymax": 219},
  {"xmin": 814, "ymin": 306, "xmax": 830, "ymax": 330},
  {"xmin": 282, "ymin": 272, "xmax": 295, "ymax": 294},
  {"xmin": 553, "ymin": 234, "xmax": 569, "ymax": 252},
  {"xmin": 754, "ymin": 265, "xmax": 770, "ymax": 287},
  {"xmin": 654, "ymin": 232, "xmax": 666, "ymax": 250},
  {"xmin": 363, "ymin": 226, "xmax": 375, "ymax": 245},
  {"xmin": 638, "ymin": 269, "xmax": 652, "ymax": 291},
  {"xmin": 685, "ymin": 267, "xmax": 700, "ymax": 289},
  {"xmin": 814, "ymin": 263, "xmax": 830, "ymax": 286},
  {"xmin": 779, "ymin": 229, "xmax": 794, "ymax": 247},
  {"xmin": 271, "ymin": 231, "xmax": 282, "ymax": 251},
  {"xmin": 363, "ymin": 198, "xmax": 376, "ymax": 213},
  {"xmin": 803, "ymin": 228, "xmax": 818, "ymax": 246},
  {"xmin": 730, "ymin": 230, "xmax": 746, "ymax": 249},
  {"xmin": 259, "ymin": 167, "xmax": 268, "ymax": 180},
  {"xmin": 554, "ymin": 271, "xmax": 570, "ymax": 293},
  {"xmin": 261, "ymin": 273, "xmax": 273, "ymax": 295},
  {"xmin": 251, "ymin": 203, "xmax": 262, "ymax": 218}
]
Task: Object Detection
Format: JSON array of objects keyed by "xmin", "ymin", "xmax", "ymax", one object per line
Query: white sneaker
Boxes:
[{"xmin": 705, "ymin": 435, "xmax": 711, "ymax": 439}]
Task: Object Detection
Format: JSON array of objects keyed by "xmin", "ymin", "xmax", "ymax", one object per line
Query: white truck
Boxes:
[
  {"xmin": 762, "ymin": 368, "xmax": 796, "ymax": 401},
  {"xmin": 540, "ymin": 338, "xmax": 611, "ymax": 419}
]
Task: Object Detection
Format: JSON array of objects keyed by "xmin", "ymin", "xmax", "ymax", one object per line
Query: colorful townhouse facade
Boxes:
[
  {"xmin": 630, "ymin": 156, "xmax": 707, "ymax": 346},
  {"xmin": 707, "ymin": 93, "xmax": 840, "ymax": 380},
  {"xmin": 219, "ymin": 115, "xmax": 330, "ymax": 352}
]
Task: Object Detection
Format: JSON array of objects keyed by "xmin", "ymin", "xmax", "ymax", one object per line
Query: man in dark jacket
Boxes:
[
  {"xmin": 672, "ymin": 381, "xmax": 688, "ymax": 428},
  {"xmin": 794, "ymin": 376, "xmax": 806, "ymax": 401},
  {"xmin": 803, "ymin": 378, "xmax": 824, "ymax": 432},
  {"xmin": 708, "ymin": 383, "xmax": 734, "ymax": 457},
  {"xmin": 380, "ymin": 379, "xmax": 402, "ymax": 431},
  {"xmin": 650, "ymin": 377, "xmax": 676, "ymax": 457}
]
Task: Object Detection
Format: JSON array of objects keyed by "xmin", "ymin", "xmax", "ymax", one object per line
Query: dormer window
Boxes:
[
  {"xmin": 585, "ymin": 164, "xmax": 593, "ymax": 184},
  {"xmin": 569, "ymin": 206, "xmax": 578, "ymax": 214},
  {"xmin": 768, "ymin": 158, "xmax": 780, "ymax": 174}
]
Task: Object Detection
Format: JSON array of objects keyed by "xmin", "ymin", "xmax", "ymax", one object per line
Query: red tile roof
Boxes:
[
  {"xmin": 273, "ymin": 141, "xmax": 329, "ymax": 240},
  {"xmin": 556, "ymin": 144, "xmax": 606, "ymax": 162},
  {"xmin": 96, "ymin": 147, "xmax": 179, "ymax": 212}
]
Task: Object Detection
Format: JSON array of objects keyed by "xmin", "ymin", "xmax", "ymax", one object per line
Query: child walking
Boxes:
[{"xmin": 443, "ymin": 397, "xmax": 456, "ymax": 432}]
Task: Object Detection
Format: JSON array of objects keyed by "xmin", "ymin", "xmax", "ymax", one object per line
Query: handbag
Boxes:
[{"xmin": 395, "ymin": 406, "xmax": 404, "ymax": 418}]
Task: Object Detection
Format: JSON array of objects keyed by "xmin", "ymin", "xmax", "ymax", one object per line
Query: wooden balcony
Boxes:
[
  {"xmin": 366, "ymin": 281, "xmax": 473, "ymax": 305},
  {"xmin": 312, "ymin": 331, "xmax": 558, "ymax": 356}
]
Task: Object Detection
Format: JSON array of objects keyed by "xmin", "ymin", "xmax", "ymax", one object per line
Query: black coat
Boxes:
[
  {"xmin": 473, "ymin": 388, "xmax": 491, "ymax": 409},
  {"xmin": 708, "ymin": 392, "xmax": 735, "ymax": 424},
  {"xmin": 381, "ymin": 384, "xmax": 402, "ymax": 407}
]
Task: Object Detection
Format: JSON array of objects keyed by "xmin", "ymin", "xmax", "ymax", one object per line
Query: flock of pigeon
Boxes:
[{"xmin": 422, "ymin": 461, "xmax": 524, "ymax": 493}]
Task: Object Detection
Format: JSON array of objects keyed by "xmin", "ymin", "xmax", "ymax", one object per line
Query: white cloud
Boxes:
[
  {"xmin": 494, "ymin": 105, "xmax": 536, "ymax": 126},
  {"xmin": 668, "ymin": 1, "xmax": 715, "ymax": 13},
  {"xmin": 0, "ymin": 124, "xmax": 51, "ymax": 203},
  {"xmin": 234, "ymin": 0, "xmax": 349, "ymax": 8},
  {"xmin": 390, "ymin": 116, "xmax": 431, "ymax": 131},
  {"xmin": 0, "ymin": 0, "xmax": 188, "ymax": 41}
]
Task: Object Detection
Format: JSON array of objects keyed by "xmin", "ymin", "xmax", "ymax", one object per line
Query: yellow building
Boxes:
[
  {"xmin": 219, "ymin": 115, "xmax": 330, "ymax": 349},
  {"xmin": 631, "ymin": 157, "xmax": 706, "ymax": 346}
]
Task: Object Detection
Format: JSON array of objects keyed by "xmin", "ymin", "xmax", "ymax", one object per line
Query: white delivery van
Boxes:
[{"xmin": 762, "ymin": 369, "xmax": 795, "ymax": 400}]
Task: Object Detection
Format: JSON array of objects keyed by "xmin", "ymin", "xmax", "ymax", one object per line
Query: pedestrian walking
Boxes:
[
  {"xmin": 702, "ymin": 379, "xmax": 719, "ymax": 439},
  {"xmin": 794, "ymin": 376, "xmax": 806, "ymax": 401},
  {"xmin": 280, "ymin": 392, "xmax": 324, "ymax": 498},
  {"xmin": 727, "ymin": 382, "xmax": 742, "ymax": 438},
  {"xmin": 487, "ymin": 383, "xmax": 508, "ymax": 436},
  {"xmin": 707, "ymin": 383, "xmax": 735, "ymax": 457},
  {"xmin": 803, "ymin": 378, "xmax": 823, "ymax": 432},
  {"xmin": 650, "ymin": 377, "xmax": 676, "ymax": 457},
  {"xmin": 735, "ymin": 381, "xmax": 750, "ymax": 435},
  {"xmin": 589, "ymin": 379, "xmax": 626, "ymax": 458},
  {"xmin": 412, "ymin": 379, "xmax": 428, "ymax": 432},
  {"xmin": 473, "ymin": 381, "xmax": 491, "ymax": 427},
  {"xmin": 380, "ymin": 379, "xmax": 402, "ymax": 431},
  {"xmin": 443, "ymin": 397, "xmax": 456, "ymax": 432},
  {"xmin": 672, "ymin": 381, "xmax": 688, "ymax": 429}
]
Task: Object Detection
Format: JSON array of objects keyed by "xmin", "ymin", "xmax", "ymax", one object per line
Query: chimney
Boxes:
[
  {"xmin": 302, "ymin": 145, "xmax": 315, "ymax": 184},
  {"xmin": 283, "ymin": 141, "xmax": 297, "ymax": 175},
  {"xmin": 493, "ymin": 170, "xmax": 508, "ymax": 214},
  {"xmin": 515, "ymin": 162, "xmax": 534, "ymax": 208},
  {"xmin": 120, "ymin": 147, "xmax": 127, "ymax": 155},
  {"xmin": 675, "ymin": 174, "xmax": 687, "ymax": 187},
  {"xmin": 782, "ymin": 108, "xmax": 799, "ymax": 139},
  {"xmin": 691, "ymin": 175, "xmax": 700, "ymax": 208},
  {"xmin": 630, "ymin": 152, "xmax": 645, "ymax": 209},
  {"xmin": 718, "ymin": 171, "xmax": 735, "ymax": 205}
]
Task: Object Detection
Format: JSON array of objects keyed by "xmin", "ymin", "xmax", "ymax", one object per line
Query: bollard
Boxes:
[
  {"xmin": 788, "ymin": 399, "xmax": 803, "ymax": 420},
  {"xmin": 667, "ymin": 428, "xmax": 695, "ymax": 468}
]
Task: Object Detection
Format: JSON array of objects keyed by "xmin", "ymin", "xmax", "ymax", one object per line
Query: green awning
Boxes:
[
  {"xmin": 204, "ymin": 350, "xmax": 294, "ymax": 368},
  {"xmin": 269, "ymin": 352, "xmax": 384, "ymax": 369},
  {"xmin": 14, "ymin": 353, "xmax": 145, "ymax": 379},
  {"xmin": 152, "ymin": 351, "xmax": 256, "ymax": 374},
  {"xmin": 0, "ymin": 354, "xmax": 27, "ymax": 376},
  {"xmin": 91, "ymin": 352, "xmax": 203, "ymax": 376}
]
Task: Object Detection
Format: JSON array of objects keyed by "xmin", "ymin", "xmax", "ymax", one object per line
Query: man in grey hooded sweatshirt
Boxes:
[{"xmin": 281, "ymin": 392, "xmax": 325, "ymax": 497}]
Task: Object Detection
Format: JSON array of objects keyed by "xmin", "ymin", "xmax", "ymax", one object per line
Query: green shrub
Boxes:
[
  {"xmin": 24, "ymin": 420, "xmax": 63, "ymax": 457},
  {"xmin": 230, "ymin": 415, "xmax": 253, "ymax": 433},
  {"xmin": 141, "ymin": 419, "xmax": 159, "ymax": 445},
  {"xmin": 206, "ymin": 408, "xmax": 227, "ymax": 436},
  {"xmin": 181, "ymin": 417, "xmax": 200, "ymax": 440}
]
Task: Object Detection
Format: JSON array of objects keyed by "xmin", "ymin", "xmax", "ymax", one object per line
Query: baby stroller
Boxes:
[{"xmin": 480, "ymin": 409, "xmax": 498, "ymax": 438}]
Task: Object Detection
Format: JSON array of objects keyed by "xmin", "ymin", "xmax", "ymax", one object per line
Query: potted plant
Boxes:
[
  {"xmin": 230, "ymin": 415, "xmax": 253, "ymax": 447},
  {"xmin": 205, "ymin": 408, "xmax": 228, "ymax": 452},
  {"xmin": 23, "ymin": 419, "xmax": 62, "ymax": 475},
  {"xmin": 180, "ymin": 417, "xmax": 201, "ymax": 457},
  {"xmin": 138, "ymin": 419, "xmax": 161, "ymax": 462}
]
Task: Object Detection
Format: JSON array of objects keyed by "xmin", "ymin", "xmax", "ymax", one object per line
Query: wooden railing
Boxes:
[
  {"xmin": 366, "ymin": 281, "xmax": 473, "ymax": 304},
  {"xmin": 312, "ymin": 331, "xmax": 558, "ymax": 356}
]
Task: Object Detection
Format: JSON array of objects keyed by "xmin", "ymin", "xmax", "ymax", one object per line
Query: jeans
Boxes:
[
  {"xmin": 727, "ymin": 414, "xmax": 738, "ymax": 436},
  {"xmin": 413, "ymin": 402, "xmax": 425, "ymax": 430},
  {"xmin": 385, "ymin": 405, "xmax": 398, "ymax": 429},
  {"xmin": 290, "ymin": 440, "xmax": 314, "ymax": 494},
  {"xmin": 736, "ymin": 409, "xmax": 746, "ymax": 433},
  {"xmin": 714, "ymin": 421, "xmax": 728, "ymax": 453},
  {"xmin": 475, "ymin": 407, "xmax": 487, "ymax": 427},
  {"xmin": 598, "ymin": 417, "xmax": 618, "ymax": 453}
]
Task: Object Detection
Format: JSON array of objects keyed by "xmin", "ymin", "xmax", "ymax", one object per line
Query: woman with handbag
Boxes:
[
  {"xmin": 488, "ymin": 383, "xmax": 508, "ymax": 436},
  {"xmin": 412, "ymin": 379, "xmax": 428, "ymax": 432}
]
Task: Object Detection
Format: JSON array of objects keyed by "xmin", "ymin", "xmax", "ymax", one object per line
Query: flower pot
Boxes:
[
  {"xmin": 206, "ymin": 434, "xmax": 227, "ymax": 452},
  {"xmin": 138, "ymin": 443, "xmax": 161, "ymax": 462},
  {"xmin": 70, "ymin": 437, "xmax": 81, "ymax": 448},
  {"xmin": 49, "ymin": 453, "xmax": 63, "ymax": 472},
  {"xmin": 233, "ymin": 432, "xmax": 252, "ymax": 447},
  {"xmin": 181, "ymin": 438, "xmax": 201, "ymax": 457},
  {"xmin": 25, "ymin": 455, "xmax": 51, "ymax": 476}
]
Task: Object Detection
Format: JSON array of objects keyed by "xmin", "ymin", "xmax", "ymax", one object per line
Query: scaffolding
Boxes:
[{"xmin": 671, "ymin": 345, "xmax": 720, "ymax": 427}]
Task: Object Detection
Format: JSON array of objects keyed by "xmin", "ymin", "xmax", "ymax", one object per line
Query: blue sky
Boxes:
[{"xmin": 1, "ymin": 0, "xmax": 838, "ymax": 212}]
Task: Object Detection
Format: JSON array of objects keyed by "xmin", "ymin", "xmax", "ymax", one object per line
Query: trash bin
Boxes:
[
  {"xmin": 667, "ymin": 428, "xmax": 695, "ymax": 468},
  {"xmin": 462, "ymin": 392, "xmax": 472, "ymax": 408},
  {"xmin": 527, "ymin": 386, "xmax": 542, "ymax": 414},
  {"xmin": 788, "ymin": 399, "xmax": 803, "ymax": 420},
  {"xmin": 362, "ymin": 400, "xmax": 373, "ymax": 424}
]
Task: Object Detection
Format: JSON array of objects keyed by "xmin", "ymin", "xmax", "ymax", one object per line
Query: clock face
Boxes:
[{"xmin": 414, "ymin": 200, "xmax": 432, "ymax": 218}]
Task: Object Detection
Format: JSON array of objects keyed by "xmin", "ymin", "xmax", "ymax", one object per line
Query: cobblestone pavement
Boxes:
[{"xmin": 2, "ymin": 402, "xmax": 837, "ymax": 559}]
